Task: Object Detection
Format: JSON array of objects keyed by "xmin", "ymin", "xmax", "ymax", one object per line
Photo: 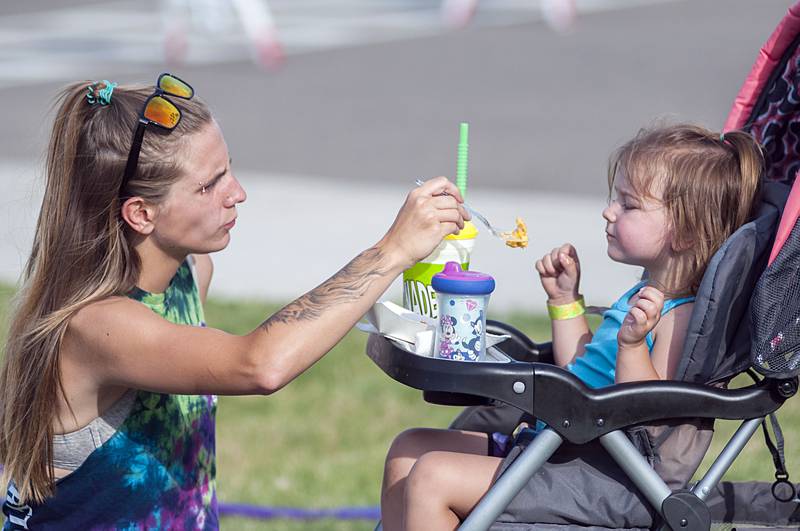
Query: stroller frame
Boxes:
[
  {"xmin": 366, "ymin": 334, "xmax": 793, "ymax": 530},
  {"xmin": 463, "ymin": 416, "xmax": 770, "ymax": 530}
]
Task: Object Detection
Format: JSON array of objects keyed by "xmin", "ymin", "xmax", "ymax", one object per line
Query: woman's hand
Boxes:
[
  {"xmin": 618, "ymin": 286, "xmax": 664, "ymax": 348},
  {"xmin": 377, "ymin": 176, "xmax": 469, "ymax": 271},
  {"xmin": 535, "ymin": 243, "xmax": 581, "ymax": 304}
]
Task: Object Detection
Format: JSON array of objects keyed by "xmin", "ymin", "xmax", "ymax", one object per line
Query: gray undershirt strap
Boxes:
[{"xmin": 52, "ymin": 389, "xmax": 136, "ymax": 472}]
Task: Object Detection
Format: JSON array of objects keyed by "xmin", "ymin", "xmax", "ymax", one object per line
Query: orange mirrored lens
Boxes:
[
  {"xmin": 159, "ymin": 75, "xmax": 193, "ymax": 99},
  {"xmin": 143, "ymin": 96, "xmax": 180, "ymax": 129}
]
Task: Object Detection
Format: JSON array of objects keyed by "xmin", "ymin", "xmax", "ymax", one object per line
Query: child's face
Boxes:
[{"xmin": 602, "ymin": 169, "xmax": 672, "ymax": 269}]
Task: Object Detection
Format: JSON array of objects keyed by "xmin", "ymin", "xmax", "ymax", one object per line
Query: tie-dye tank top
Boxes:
[{"xmin": 3, "ymin": 259, "xmax": 218, "ymax": 530}]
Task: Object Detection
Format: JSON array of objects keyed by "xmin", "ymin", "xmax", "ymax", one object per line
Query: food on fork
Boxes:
[{"xmin": 503, "ymin": 217, "xmax": 528, "ymax": 248}]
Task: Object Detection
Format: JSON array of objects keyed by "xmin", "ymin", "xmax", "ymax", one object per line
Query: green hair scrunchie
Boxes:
[{"xmin": 86, "ymin": 80, "xmax": 117, "ymax": 106}]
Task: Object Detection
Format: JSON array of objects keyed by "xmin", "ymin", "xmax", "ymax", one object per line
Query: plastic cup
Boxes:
[
  {"xmin": 431, "ymin": 261, "xmax": 495, "ymax": 362},
  {"xmin": 402, "ymin": 221, "xmax": 477, "ymax": 318}
]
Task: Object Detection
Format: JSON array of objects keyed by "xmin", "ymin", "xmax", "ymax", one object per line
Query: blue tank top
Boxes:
[
  {"xmin": 3, "ymin": 259, "xmax": 218, "ymax": 530},
  {"xmin": 567, "ymin": 281, "xmax": 695, "ymax": 389}
]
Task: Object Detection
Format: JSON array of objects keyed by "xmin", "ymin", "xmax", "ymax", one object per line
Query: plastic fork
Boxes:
[
  {"xmin": 462, "ymin": 203, "xmax": 512, "ymax": 239},
  {"xmin": 414, "ymin": 179, "xmax": 510, "ymax": 239}
]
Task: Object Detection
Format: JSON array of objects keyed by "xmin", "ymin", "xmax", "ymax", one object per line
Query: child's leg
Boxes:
[
  {"xmin": 381, "ymin": 428, "xmax": 489, "ymax": 530},
  {"xmin": 404, "ymin": 450, "xmax": 504, "ymax": 530}
]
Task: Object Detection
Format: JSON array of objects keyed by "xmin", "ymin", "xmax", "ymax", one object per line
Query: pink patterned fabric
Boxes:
[{"xmin": 725, "ymin": 2, "xmax": 800, "ymax": 132}]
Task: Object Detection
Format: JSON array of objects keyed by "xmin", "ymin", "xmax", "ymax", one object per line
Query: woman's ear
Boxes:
[{"xmin": 121, "ymin": 197, "xmax": 157, "ymax": 235}]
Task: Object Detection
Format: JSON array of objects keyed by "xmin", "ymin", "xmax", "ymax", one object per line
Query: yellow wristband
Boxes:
[{"xmin": 547, "ymin": 296, "xmax": 585, "ymax": 320}]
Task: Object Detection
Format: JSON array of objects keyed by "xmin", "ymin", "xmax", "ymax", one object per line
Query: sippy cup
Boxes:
[{"xmin": 431, "ymin": 261, "xmax": 495, "ymax": 362}]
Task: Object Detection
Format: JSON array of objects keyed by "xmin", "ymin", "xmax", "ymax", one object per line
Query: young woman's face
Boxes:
[
  {"xmin": 151, "ymin": 120, "xmax": 247, "ymax": 255},
  {"xmin": 602, "ymin": 169, "xmax": 672, "ymax": 269}
]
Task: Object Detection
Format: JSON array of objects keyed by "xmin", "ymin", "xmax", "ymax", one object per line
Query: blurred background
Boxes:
[
  {"xmin": 0, "ymin": 1, "xmax": 796, "ymax": 529},
  {"xmin": 0, "ymin": 0, "xmax": 792, "ymax": 311}
]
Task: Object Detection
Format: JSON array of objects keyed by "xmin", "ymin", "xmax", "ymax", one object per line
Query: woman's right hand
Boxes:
[
  {"xmin": 535, "ymin": 243, "xmax": 581, "ymax": 304},
  {"xmin": 377, "ymin": 176, "xmax": 469, "ymax": 271}
]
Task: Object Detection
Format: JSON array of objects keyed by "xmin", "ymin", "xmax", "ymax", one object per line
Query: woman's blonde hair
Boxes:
[
  {"xmin": 0, "ymin": 81, "xmax": 212, "ymax": 503},
  {"xmin": 608, "ymin": 123, "xmax": 764, "ymax": 296}
]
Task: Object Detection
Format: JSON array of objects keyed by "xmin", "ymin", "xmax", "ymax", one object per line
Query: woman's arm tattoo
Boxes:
[{"xmin": 261, "ymin": 247, "xmax": 392, "ymax": 330}]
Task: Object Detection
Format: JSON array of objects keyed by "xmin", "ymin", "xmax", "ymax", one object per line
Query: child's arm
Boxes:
[
  {"xmin": 615, "ymin": 286, "xmax": 669, "ymax": 383},
  {"xmin": 647, "ymin": 302, "xmax": 693, "ymax": 380},
  {"xmin": 535, "ymin": 244, "xmax": 592, "ymax": 367}
]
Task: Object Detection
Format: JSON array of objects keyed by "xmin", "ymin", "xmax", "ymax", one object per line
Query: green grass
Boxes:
[
  {"xmin": 1, "ymin": 285, "xmax": 798, "ymax": 530},
  {"xmin": 206, "ymin": 297, "xmax": 458, "ymax": 530}
]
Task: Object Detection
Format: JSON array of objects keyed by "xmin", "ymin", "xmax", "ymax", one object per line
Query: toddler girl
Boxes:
[{"xmin": 380, "ymin": 123, "xmax": 764, "ymax": 530}]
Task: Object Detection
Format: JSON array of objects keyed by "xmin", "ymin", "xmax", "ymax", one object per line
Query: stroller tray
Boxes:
[
  {"xmin": 370, "ymin": 334, "xmax": 535, "ymax": 412},
  {"xmin": 366, "ymin": 332, "xmax": 789, "ymax": 445}
]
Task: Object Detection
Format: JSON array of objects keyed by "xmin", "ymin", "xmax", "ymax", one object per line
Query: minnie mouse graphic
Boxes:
[{"xmin": 437, "ymin": 315, "xmax": 461, "ymax": 359}]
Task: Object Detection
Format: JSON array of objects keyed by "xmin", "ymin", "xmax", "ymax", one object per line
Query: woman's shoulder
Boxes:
[
  {"xmin": 60, "ymin": 297, "xmax": 151, "ymax": 390},
  {"xmin": 67, "ymin": 296, "xmax": 161, "ymax": 343},
  {"xmin": 72, "ymin": 295, "xmax": 139, "ymax": 318}
]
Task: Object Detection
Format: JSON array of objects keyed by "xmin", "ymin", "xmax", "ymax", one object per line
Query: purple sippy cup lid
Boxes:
[{"xmin": 431, "ymin": 262, "xmax": 495, "ymax": 295}]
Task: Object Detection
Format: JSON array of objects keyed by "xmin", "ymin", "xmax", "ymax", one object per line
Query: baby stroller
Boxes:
[{"xmin": 367, "ymin": 3, "xmax": 800, "ymax": 529}]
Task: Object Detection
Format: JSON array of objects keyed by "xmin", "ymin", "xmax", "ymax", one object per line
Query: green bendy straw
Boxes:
[{"xmin": 456, "ymin": 122, "xmax": 469, "ymax": 199}]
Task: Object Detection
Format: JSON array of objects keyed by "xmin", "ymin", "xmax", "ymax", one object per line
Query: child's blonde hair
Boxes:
[{"xmin": 608, "ymin": 124, "xmax": 764, "ymax": 296}]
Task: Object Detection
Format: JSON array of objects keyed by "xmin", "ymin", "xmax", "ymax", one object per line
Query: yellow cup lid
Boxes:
[{"xmin": 445, "ymin": 220, "xmax": 478, "ymax": 240}]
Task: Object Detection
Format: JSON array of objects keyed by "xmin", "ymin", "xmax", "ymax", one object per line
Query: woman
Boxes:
[{"xmin": 0, "ymin": 74, "xmax": 467, "ymax": 529}]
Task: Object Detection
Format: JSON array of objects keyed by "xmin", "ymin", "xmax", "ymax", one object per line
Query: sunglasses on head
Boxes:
[{"xmin": 121, "ymin": 73, "xmax": 194, "ymax": 196}]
